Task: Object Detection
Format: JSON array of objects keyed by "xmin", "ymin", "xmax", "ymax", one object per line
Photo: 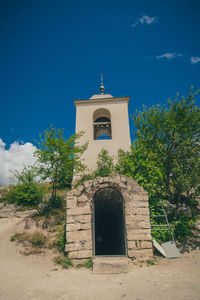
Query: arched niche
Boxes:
[{"xmin": 93, "ymin": 108, "xmax": 112, "ymax": 140}]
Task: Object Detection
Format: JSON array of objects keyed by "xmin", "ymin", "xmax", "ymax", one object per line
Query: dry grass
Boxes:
[{"xmin": 11, "ymin": 231, "xmax": 49, "ymax": 255}]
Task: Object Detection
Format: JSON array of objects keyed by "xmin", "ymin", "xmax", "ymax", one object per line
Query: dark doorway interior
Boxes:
[{"xmin": 93, "ymin": 187, "xmax": 126, "ymax": 256}]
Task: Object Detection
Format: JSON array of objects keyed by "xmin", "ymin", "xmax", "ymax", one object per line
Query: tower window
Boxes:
[{"xmin": 93, "ymin": 109, "xmax": 112, "ymax": 140}]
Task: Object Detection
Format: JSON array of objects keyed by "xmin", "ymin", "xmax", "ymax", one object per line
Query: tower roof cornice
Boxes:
[{"xmin": 74, "ymin": 96, "xmax": 130, "ymax": 107}]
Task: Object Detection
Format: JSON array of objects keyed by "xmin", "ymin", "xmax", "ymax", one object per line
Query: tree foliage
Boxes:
[
  {"xmin": 116, "ymin": 89, "xmax": 200, "ymax": 241},
  {"xmin": 34, "ymin": 125, "xmax": 87, "ymax": 198},
  {"xmin": 94, "ymin": 148, "xmax": 115, "ymax": 177},
  {"xmin": 116, "ymin": 146, "xmax": 164, "ymax": 197},
  {"xmin": 118, "ymin": 89, "xmax": 200, "ymax": 206}
]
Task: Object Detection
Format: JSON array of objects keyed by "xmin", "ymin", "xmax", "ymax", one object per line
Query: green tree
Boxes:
[
  {"xmin": 131, "ymin": 89, "xmax": 200, "ymax": 211},
  {"xmin": 116, "ymin": 89, "xmax": 200, "ymax": 241},
  {"xmin": 94, "ymin": 148, "xmax": 115, "ymax": 177},
  {"xmin": 34, "ymin": 125, "xmax": 87, "ymax": 198},
  {"xmin": 116, "ymin": 146, "xmax": 164, "ymax": 198},
  {"xmin": 4, "ymin": 166, "xmax": 42, "ymax": 207}
]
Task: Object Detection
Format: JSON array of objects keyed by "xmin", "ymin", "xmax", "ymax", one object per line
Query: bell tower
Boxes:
[{"xmin": 74, "ymin": 76, "xmax": 131, "ymax": 172}]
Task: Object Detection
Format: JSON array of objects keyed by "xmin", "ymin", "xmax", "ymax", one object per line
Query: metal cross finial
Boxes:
[{"xmin": 100, "ymin": 73, "xmax": 105, "ymax": 95}]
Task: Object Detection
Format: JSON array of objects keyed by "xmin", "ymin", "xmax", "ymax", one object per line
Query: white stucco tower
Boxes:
[{"xmin": 74, "ymin": 78, "xmax": 131, "ymax": 172}]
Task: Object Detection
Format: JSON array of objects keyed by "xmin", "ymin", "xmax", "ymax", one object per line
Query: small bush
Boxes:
[
  {"xmin": 54, "ymin": 256, "xmax": 73, "ymax": 269},
  {"xmin": 50, "ymin": 222, "xmax": 66, "ymax": 253},
  {"xmin": 49, "ymin": 195, "xmax": 64, "ymax": 209},
  {"xmin": 77, "ymin": 258, "xmax": 93, "ymax": 269},
  {"xmin": 174, "ymin": 213, "xmax": 195, "ymax": 242},
  {"xmin": 10, "ymin": 235, "xmax": 15, "ymax": 242},
  {"xmin": 146, "ymin": 259, "xmax": 155, "ymax": 266},
  {"xmin": 3, "ymin": 166, "xmax": 42, "ymax": 207},
  {"xmin": 11, "ymin": 231, "xmax": 47, "ymax": 249},
  {"xmin": 30, "ymin": 232, "xmax": 47, "ymax": 248},
  {"xmin": 11, "ymin": 233, "xmax": 30, "ymax": 243}
]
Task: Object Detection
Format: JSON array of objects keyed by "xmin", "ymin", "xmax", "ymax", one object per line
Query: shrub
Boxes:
[
  {"xmin": 3, "ymin": 166, "xmax": 42, "ymax": 207},
  {"xmin": 146, "ymin": 259, "xmax": 155, "ymax": 266},
  {"xmin": 10, "ymin": 232, "xmax": 30, "ymax": 243},
  {"xmin": 11, "ymin": 231, "xmax": 47, "ymax": 248},
  {"xmin": 77, "ymin": 258, "xmax": 93, "ymax": 269},
  {"xmin": 52, "ymin": 222, "xmax": 66, "ymax": 253},
  {"xmin": 49, "ymin": 195, "xmax": 64, "ymax": 209},
  {"xmin": 174, "ymin": 213, "xmax": 195, "ymax": 242},
  {"xmin": 30, "ymin": 232, "xmax": 47, "ymax": 248},
  {"xmin": 54, "ymin": 256, "xmax": 73, "ymax": 269}
]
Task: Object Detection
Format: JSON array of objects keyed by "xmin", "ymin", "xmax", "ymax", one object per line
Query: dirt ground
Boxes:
[{"xmin": 0, "ymin": 215, "xmax": 200, "ymax": 300}]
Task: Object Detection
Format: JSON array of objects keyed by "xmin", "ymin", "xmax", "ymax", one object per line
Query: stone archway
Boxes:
[{"xmin": 65, "ymin": 174, "xmax": 153, "ymax": 260}]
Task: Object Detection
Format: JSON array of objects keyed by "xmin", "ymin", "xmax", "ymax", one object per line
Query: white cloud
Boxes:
[
  {"xmin": 190, "ymin": 57, "xmax": 200, "ymax": 64},
  {"xmin": 156, "ymin": 53, "xmax": 200, "ymax": 64},
  {"xmin": 156, "ymin": 53, "xmax": 176, "ymax": 60},
  {"xmin": 0, "ymin": 139, "xmax": 37, "ymax": 186},
  {"xmin": 0, "ymin": 138, "xmax": 6, "ymax": 148},
  {"xmin": 131, "ymin": 15, "xmax": 157, "ymax": 28},
  {"xmin": 139, "ymin": 15, "xmax": 156, "ymax": 24}
]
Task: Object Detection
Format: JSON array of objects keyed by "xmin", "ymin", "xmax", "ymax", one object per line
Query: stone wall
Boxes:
[{"xmin": 65, "ymin": 174, "xmax": 153, "ymax": 260}]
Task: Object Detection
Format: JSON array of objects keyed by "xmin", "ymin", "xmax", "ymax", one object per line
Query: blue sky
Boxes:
[{"xmin": 0, "ymin": 0, "xmax": 200, "ymax": 185}]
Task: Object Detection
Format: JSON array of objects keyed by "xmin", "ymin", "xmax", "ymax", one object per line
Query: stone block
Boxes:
[
  {"xmin": 132, "ymin": 195, "xmax": 149, "ymax": 201},
  {"xmin": 67, "ymin": 190, "xmax": 76, "ymax": 197},
  {"xmin": 67, "ymin": 222, "xmax": 91, "ymax": 232},
  {"xmin": 66, "ymin": 215, "xmax": 75, "ymax": 224},
  {"xmin": 128, "ymin": 249, "xmax": 153, "ymax": 258},
  {"xmin": 67, "ymin": 206, "xmax": 91, "ymax": 216},
  {"xmin": 68, "ymin": 250, "xmax": 92, "ymax": 259},
  {"xmin": 93, "ymin": 257, "xmax": 130, "ymax": 274},
  {"xmin": 127, "ymin": 240, "xmax": 137, "ymax": 249},
  {"xmin": 141, "ymin": 241, "xmax": 152, "ymax": 249},
  {"xmin": 74, "ymin": 185, "xmax": 85, "ymax": 196},
  {"xmin": 138, "ymin": 220, "xmax": 151, "ymax": 229},
  {"xmin": 66, "ymin": 241, "xmax": 92, "ymax": 252},
  {"xmin": 92, "ymin": 179, "xmax": 98, "ymax": 186},
  {"xmin": 67, "ymin": 230, "xmax": 92, "ymax": 243},
  {"xmin": 67, "ymin": 223, "xmax": 82, "ymax": 231},
  {"xmin": 117, "ymin": 182, "xmax": 127, "ymax": 189},
  {"xmin": 125, "ymin": 207, "xmax": 150, "ymax": 215},
  {"xmin": 78, "ymin": 194, "xmax": 88, "ymax": 202},
  {"xmin": 120, "ymin": 175, "xmax": 128, "ymax": 184},
  {"xmin": 82, "ymin": 223, "xmax": 91, "ymax": 230},
  {"xmin": 125, "ymin": 202, "xmax": 149, "ymax": 209},
  {"xmin": 125, "ymin": 215, "xmax": 147, "ymax": 223},
  {"xmin": 126, "ymin": 220, "xmax": 151, "ymax": 230},
  {"xmin": 84, "ymin": 181, "xmax": 92, "ymax": 189},
  {"xmin": 67, "ymin": 199, "xmax": 77, "ymax": 209},
  {"xmin": 127, "ymin": 229, "xmax": 152, "ymax": 241},
  {"xmin": 75, "ymin": 214, "xmax": 91, "ymax": 223},
  {"xmin": 77, "ymin": 201, "xmax": 88, "ymax": 208},
  {"xmin": 127, "ymin": 181, "xmax": 147, "ymax": 195},
  {"xmin": 97, "ymin": 177, "xmax": 104, "ymax": 184},
  {"xmin": 103, "ymin": 177, "xmax": 109, "ymax": 183}
]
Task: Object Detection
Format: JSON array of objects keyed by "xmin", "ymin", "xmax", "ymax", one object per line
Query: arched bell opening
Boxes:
[
  {"xmin": 92, "ymin": 187, "xmax": 127, "ymax": 256},
  {"xmin": 93, "ymin": 108, "xmax": 112, "ymax": 140}
]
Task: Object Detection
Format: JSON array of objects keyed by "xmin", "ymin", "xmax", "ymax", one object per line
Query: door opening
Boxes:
[{"xmin": 93, "ymin": 187, "xmax": 126, "ymax": 256}]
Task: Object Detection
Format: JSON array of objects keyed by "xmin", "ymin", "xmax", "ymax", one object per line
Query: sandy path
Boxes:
[{"xmin": 0, "ymin": 216, "xmax": 200, "ymax": 300}]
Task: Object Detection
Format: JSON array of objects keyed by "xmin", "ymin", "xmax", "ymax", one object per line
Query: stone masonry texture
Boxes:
[{"xmin": 65, "ymin": 174, "xmax": 153, "ymax": 260}]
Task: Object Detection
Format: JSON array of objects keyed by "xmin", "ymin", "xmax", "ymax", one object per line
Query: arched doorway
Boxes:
[{"xmin": 93, "ymin": 187, "xmax": 127, "ymax": 256}]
